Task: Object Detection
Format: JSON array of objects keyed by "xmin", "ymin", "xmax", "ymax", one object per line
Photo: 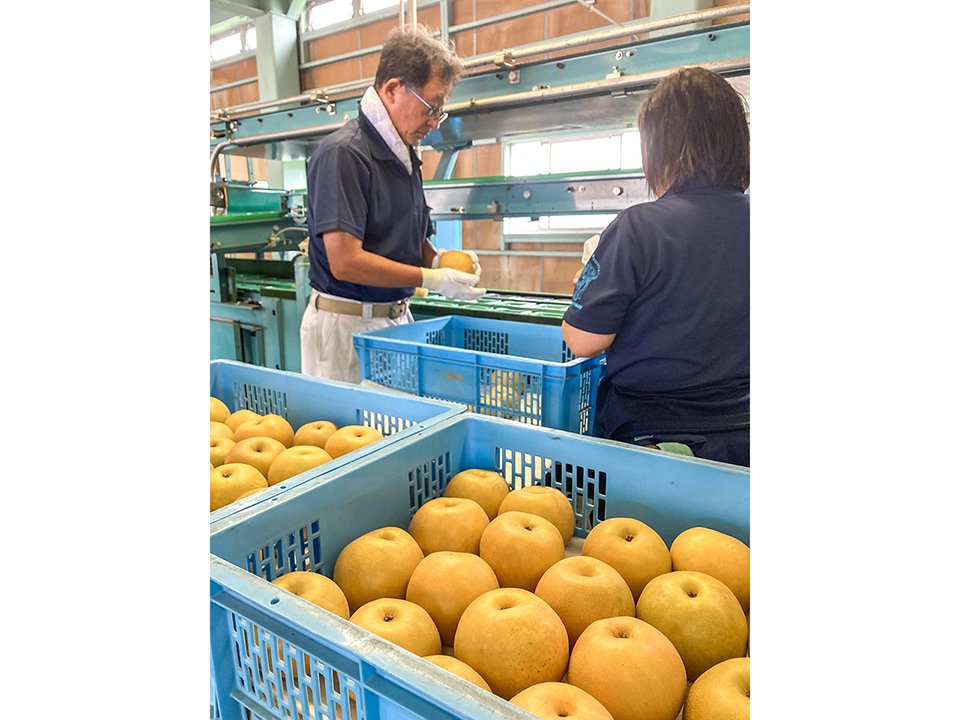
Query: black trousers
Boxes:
[{"xmin": 610, "ymin": 427, "xmax": 750, "ymax": 468}]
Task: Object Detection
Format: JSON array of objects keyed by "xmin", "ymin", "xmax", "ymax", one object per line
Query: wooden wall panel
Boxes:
[
  {"xmin": 476, "ymin": 219, "xmax": 502, "ymax": 250},
  {"xmin": 210, "ymin": 82, "xmax": 259, "ymax": 111},
  {"xmin": 542, "ymin": 254, "xmax": 582, "ymax": 294},
  {"xmin": 474, "ymin": 143, "xmax": 502, "ymax": 176},
  {"xmin": 547, "ymin": 0, "xmax": 633, "ymax": 37},
  {"xmin": 452, "ymin": 146, "xmax": 477, "ymax": 178},
  {"xmin": 460, "ymin": 221, "xmax": 479, "ymax": 250},
  {"xmin": 360, "ymin": 50, "xmax": 382, "ymax": 80},
  {"xmin": 211, "ymin": 57, "xmax": 257, "ymax": 86},
  {"xmin": 359, "ymin": 17, "xmax": 401, "ymax": 47},
  {"xmin": 305, "ymin": 29, "xmax": 361, "ymax": 65},
  {"xmin": 303, "ymin": 57, "xmax": 364, "ymax": 91},
  {"xmin": 483, "ymin": 254, "xmax": 543, "ymax": 292}
]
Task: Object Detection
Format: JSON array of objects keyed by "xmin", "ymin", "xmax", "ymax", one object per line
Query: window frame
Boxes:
[
  {"xmin": 501, "ymin": 127, "xmax": 643, "ymax": 244},
  {"xmin": 210, "ymin": 23, "xmax": 257, "ymax": 64}
]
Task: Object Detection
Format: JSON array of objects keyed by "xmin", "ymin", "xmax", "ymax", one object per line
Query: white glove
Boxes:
[
  {"xmin": 421, "ymin": 266, "xmax": 485, "ymax": 300},
  {"xmin": 581, "ymin": 234, "xmax": 601, "ymax": 264},
  {"xmin": 431, "ymin": 248, "xmax": 483, "ymax": 281}
]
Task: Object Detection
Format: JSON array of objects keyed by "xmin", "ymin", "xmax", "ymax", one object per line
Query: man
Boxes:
[{"xmin": 300, "ymin": 25, "xmax": 484, "ymax": 382}]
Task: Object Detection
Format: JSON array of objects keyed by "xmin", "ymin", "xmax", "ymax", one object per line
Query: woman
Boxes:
[{"xmin": 562, "ymin": 66, "xmax": 750, "ymax": 466}]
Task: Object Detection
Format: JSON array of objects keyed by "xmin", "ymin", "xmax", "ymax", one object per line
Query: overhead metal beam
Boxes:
[
  {"xmin": 210, "ymin": 16, "xmax": 255, "ymax": 36},
  {"xmin": 211, "ymin": 0, "xmax": 267, "ymax": 22},
  {"xmin": 285, "ymin": 0, "xmax": 309, "ymax": 19}
]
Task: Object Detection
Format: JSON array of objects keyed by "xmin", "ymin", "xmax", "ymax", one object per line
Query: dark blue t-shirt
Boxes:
[
  {"xmin": 563, "ymin": 185, "xmax": 749, "ymax": 436},
  {"xmin": 306, "ymin": 110, "xmax": 430, "ymax": 302}
]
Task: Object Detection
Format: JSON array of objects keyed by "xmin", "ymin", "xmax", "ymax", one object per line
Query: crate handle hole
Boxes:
[{"xmin": 270, "ymin": 597, "xmax": 280, "ymax": 605}]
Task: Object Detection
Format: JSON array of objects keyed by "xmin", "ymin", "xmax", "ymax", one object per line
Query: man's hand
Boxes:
[{"xmin": 421, "ymin": 266, "xmax": 485, "ymax": 300}]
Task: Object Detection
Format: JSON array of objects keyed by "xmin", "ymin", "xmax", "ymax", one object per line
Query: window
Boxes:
[
  {"xmin": 502, "ymin": 130, "xmax": 642, "ymax": 237},
  {"xmin": 210, "ymin": 25, "xmax": 256, "ymax": 62},
  {"xmin": 307, "ymin": 0, "xmax": 356, "ymax": 30}
]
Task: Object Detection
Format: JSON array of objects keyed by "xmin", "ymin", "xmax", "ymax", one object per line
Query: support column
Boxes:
[{"xmin": 255, "ymin": 11, "xmax": 303, "ymax": 189}]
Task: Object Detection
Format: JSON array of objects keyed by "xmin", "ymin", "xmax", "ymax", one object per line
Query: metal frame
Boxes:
[
  {"xmin": 209, "ymin": 21, "xmax": 749, "ymax": 172},
  {"xmin": 423, "ymin": 170, "xmax": 650, "ymax": 221}
]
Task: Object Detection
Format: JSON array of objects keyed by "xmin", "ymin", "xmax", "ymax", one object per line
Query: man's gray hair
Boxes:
[{"xmin": 374, "ymin": 24, "xmax": 465, "ymax": 89}]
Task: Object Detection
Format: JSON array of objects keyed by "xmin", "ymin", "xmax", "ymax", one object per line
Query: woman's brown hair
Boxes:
[{"xmin": 638, "ymin": 66, "xmax": 750, "ymax": 196}]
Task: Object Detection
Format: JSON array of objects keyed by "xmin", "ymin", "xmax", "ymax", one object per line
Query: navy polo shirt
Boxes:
[
  {"xmin": 564, "ymin": 185, "xmax": 749, "ymax": 436},
  {"xmin": 306, "ymin": 109, "xmax": 431, "ymax": 302}
]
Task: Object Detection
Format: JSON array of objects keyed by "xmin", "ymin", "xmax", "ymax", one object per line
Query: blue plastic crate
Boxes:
[
  {"xmin": 210, "ymin": 360, "xmax": 465, "ymax": 523},
  {"xmin": 353, "ymin": 316, "xmax": 603, "ymax": 434},
  {"xmin": 210, "ymin": 413, "xmax": 749, "ymax": 720}
]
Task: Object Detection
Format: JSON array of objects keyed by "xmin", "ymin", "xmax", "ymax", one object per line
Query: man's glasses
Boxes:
[{"xmin": 402, "ymin": 81, "xmax": 448, "ymax": 125}]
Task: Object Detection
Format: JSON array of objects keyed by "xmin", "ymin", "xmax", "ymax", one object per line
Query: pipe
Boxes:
[
  {"xmin": 461, "ymin": 3, "xmax": 749, "ymax": 68},
  {"xmin": 211, "ymin": 3, "xmax": 748, "ymax": 120},
  {"xmin": 443, "ymin": 56, "xmax": 749, "ymax": 113},
  {"xmin": 210, "ymin": 89, "xmax": 327, "ymax": 120},
  {"xmin": 210, "ymin": 121, "xmax": 347, "ymax": 180},
  {"xmin": 210, "ymin": 55, "xmax": 747, "ymax": 180},
  {"xmin": 210, "ymin": 77, "xmax": 258, "ymax": 94}
]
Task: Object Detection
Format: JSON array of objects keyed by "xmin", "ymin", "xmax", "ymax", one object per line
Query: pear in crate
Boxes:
[
  {"xmin": 581, "ymin": 517, "xmax": 672, "ymax": 602},
  {"xmin": 234, "ymin": 413, "xmax": 295, "ymax": 448},
  {"xmin": 225, "ymin": 408, "xmax": 261, "ymax": 432},
  {"xmin": 210, "ymin": 463, "xmax": 268, "ymax": 511},
  {"xmin": 409, "ymin": 497, "xmax": 489, "ymax": 554},
  {"xmin": 683, "ymin": 657, "xmax": 750, "ymax": 720},
  {"xmin": 324, "ymin": 425, "xmax": 384, "ymax": 459},
  {"xmin": 333, "ymin": 527, "xmax": 424, "ymax": 613},
  {"xmin": 225, "ymin": 436, "xmax": 286, "ymax": 479},
  {"xmin": 568, "ymin": 616, "xmax": 686, "ymax": 720},
  {"xmin": 267, "ymin": 445, "xmax": 333, "ymax": 485},
  {"xmin": 350, "ymin": 598, "xmax": 441, "ymax": 657},
  {"xmin": 670, "ymin": 526, "xmax": 750, "ymax": 613},
  {"xmin": 498, "ymin": 486, "xmax": 575, "ymax": 543},
  {"xmin": 443, "ymin": 469, "xmax": 510, "ymax": 520},
  {"xmin": 454, "ymin": 588, "xmax": 569, "ymax": 699},
  {"xmin": 406, "ymin": 551, "xmax": 499, "ymax": 646},
  {"xmin": 210, "ymin": 396, "xmax": 230, "ymax": 423},
  {"xmin": 636, "ymin": 570, "xmax": 748, "ymax": 681},
  {"xmin": 293, "ymin": 419, "xmax": 338, "ymax": 449},
  {"xmin": 479, "ymin": 511, "xmax": 565, "ymax": 591},
  {"xmin": 510, "ymin": 682, "xmax": 614, "ymax": 720}
]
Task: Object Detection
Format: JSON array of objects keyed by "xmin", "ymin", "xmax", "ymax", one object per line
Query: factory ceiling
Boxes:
[{"xmin": 210, "ymin": 0, "xmax": 309, "ymax": 36}]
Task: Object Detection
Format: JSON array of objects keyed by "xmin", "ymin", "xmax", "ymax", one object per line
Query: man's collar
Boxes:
[{"xmin": 359, "ymin": 85, "xmax": 413, "ymax": 175}]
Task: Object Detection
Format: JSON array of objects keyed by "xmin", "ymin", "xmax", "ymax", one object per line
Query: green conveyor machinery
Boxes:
[{"xmin": 210, "ymin": 180, "xmax": 577, "ymax": 324}]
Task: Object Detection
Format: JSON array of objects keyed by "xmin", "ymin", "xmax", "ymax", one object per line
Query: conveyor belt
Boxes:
[{"xmin": 410, "ymin": 291, "xmax": 570, "ymax": 325}]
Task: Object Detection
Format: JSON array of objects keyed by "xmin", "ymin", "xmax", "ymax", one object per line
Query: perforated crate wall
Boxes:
[
  {"xmin": 209, "ymin": 360, "xmax": 464, "ymax": 524},
  {"xmin": 354, "ymin": 317, "xmax": 602, "ymax": 435},
  {"xmin": 211, "ymin": 414, "xmax": 748, "ymax": 720}
]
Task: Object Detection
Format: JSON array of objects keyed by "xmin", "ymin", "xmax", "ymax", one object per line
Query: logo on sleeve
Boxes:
[{"xmin": 571, "ymin": 256, "xmax": 600, "ymax": 309}]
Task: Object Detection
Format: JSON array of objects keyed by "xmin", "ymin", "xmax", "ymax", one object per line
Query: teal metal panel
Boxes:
[
  {"xmin": 209, "ymin": 215, "xmax": 298, "ymax": 251},
  {"xmin": 210, "ymin": 184, "xmax": 287, "ymax": 213},
  {"xmin": 210, "ymin": 317, "xmax": 243, "ymax": 362},
  {"xmin": 424, "ymin": 170, "xmax": 649, "ymax": 219},
  {"xmin": 210, "ymin": 297, "xmax": 286, "ymax": 370}
]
